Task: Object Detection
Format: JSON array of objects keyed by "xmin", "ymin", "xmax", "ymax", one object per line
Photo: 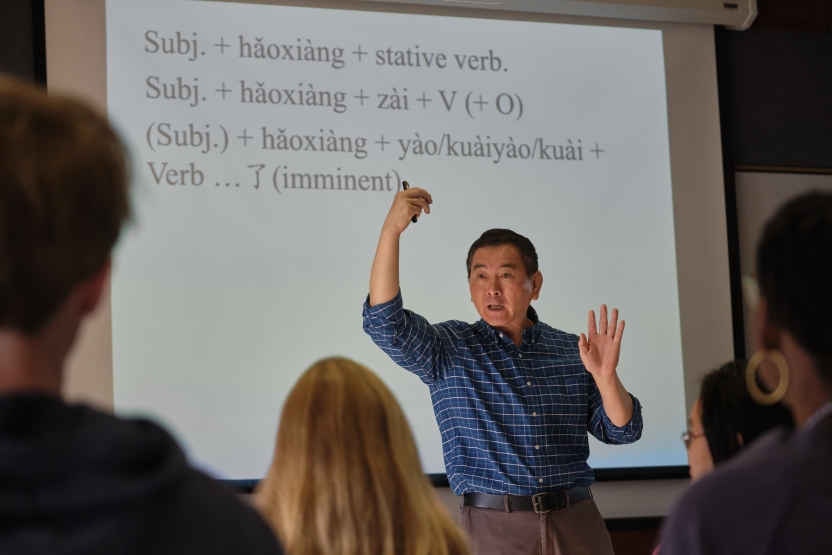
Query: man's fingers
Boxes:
[
  {"xmin": 587, "ymin": 310, "xmax": 598, "ymax": 336},
  {"xmin": 614, "ymin": 320, "xmax": 625, "ymax": 344},
  {"xmin": 579, "ymin": 333, "xmax": 588, "ymax": 352},
  {"xmin": 405, "ymin": 187, "xmax": 433, "ymax": 204},
  {"xmin": 400, "ymin": 188, "xmax": 432, "ymax": 220},
  {"xmin": 410, "ymin": 198, "xmax": 430, "ymax": 215},
  {"xmin": 599, "ymin": 304, "xmax": 608, "ymax": 335},
  {"xmin": 608, "ymin": 308, "xmax": 618, "ymax": 335}
]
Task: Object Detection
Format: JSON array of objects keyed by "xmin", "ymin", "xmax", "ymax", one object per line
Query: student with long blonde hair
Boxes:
[{"xmin": 256, "ymin": 357, "xmax": 469, "ymax": 555}]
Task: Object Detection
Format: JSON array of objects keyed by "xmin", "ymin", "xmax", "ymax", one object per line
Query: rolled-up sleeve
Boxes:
[
  {"xmin": 586, "ymin": 379, "xmax": 643, "ymax": 445},
  {"xmin": 362, "ymin": 291, "xmax": 448, "ymax": 385}
]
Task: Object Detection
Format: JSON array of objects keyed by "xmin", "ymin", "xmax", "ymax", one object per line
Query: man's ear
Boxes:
[
  {"xmin": 530, "ymin": 271, "xmax": 543, "ymax": 300},
  {"xmin": 78, "ymin": 260, "xmax": 111, "ymax": 315}
]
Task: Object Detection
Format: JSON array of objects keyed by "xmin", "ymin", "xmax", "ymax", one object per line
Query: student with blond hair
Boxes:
[{"xmin": 256, "ymin": 357, "xmax": 469, "ymax": 555}]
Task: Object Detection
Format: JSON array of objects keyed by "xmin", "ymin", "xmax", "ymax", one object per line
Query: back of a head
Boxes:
[
  {"xmin": 257, "ymin": 357, "xmax": 469, "ymax": 555},
  {"xmin": 756, "ymin": 191, "xmax": 832, "ymax": 384},
  {"xmin": 699, "ymin": 361, "xmax": 794, "ymax": 464},
  {"xmin": 0, "ymin": 80, "xmax": 286, "ymax": 555},
  {"xmin": 0, "ymin": 78, "xmax": 129, "ymax": 333}
]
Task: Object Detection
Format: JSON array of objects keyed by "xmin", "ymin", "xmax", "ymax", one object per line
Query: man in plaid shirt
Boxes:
[{"xmin": 363, "ymin": 187, "xmax": 643, "ymax": 555}]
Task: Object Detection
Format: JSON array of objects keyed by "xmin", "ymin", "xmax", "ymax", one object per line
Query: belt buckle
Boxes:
[{"xmin": 532, "ymin": 493, "xmax": 553, "ymax": 514}]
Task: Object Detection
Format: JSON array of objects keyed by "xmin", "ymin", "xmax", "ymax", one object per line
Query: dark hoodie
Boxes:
[{"xmin": 0, "ymin": 393, "xmax": 282, "ymax": 555}]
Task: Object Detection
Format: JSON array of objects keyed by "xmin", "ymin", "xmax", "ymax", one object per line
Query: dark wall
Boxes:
[
  {"xmin": 722, "ymin": 27, "xmax": 832, "ymax": 169},
  {"xmin": 0, "ymin": 0, "xmax": 34, "ymax": 81},
  {"xmin": 0, "ymin": 0, "xmax": 44, "ymax": 84}
]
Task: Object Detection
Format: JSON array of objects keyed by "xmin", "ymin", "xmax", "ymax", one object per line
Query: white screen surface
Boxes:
[{"xmin": 107, "ymin": 0, "xmax": 688, "ymax": 479}]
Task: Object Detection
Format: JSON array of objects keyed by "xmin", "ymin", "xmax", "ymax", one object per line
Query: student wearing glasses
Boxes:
[
  {"xmin": 660, "ymin": 192, "xmax": 832, "ymax": 555},
  {"xmin": 683, "ymin": 361, "xmax": 792, "ymax": 482},
  {"xmin": 652, "ymin": 363, "xmax": 792, "ymax": 555}
]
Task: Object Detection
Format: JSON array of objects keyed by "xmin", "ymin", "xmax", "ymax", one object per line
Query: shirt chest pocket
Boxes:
[{"xmin": 532, "ymin": 362, "xmax": 587, "ymax": 417}]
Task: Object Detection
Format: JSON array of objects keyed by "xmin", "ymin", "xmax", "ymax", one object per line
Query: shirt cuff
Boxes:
[
  {"xmin": 600, "ymin": 393, "xmax": 643, "ymax": 437},
  {"xmin": 620, "ymin": 394, "xmax": 641, "ymax": 425},
  {"xmin": 362, "ymin": 290, "xmax": 404, "ymax": 328}
]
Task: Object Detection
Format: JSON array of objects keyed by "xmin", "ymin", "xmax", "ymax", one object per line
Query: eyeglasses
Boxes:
[{"xmin": 681, "ymin": 430, "xmax": 705, "ymax": 449}]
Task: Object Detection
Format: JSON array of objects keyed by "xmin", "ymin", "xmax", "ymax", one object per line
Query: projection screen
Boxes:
[{"xmin": 48, "ymin": 0, "xmax": 733, "ymax": 482}]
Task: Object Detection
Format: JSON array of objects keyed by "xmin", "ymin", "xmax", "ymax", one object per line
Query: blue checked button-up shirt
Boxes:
[{"xmin": 363, "ymin": 291, "xmax": 643, "ymax": 496}]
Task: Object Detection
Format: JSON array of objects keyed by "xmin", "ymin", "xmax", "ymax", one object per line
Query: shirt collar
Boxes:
[
  {"xmin": 476, "ymin": 305, "xmax": 542, "ymax": 345},
  {"xmin": 524, "ymin": 306, "xmax": 542, "ymax": 341}
]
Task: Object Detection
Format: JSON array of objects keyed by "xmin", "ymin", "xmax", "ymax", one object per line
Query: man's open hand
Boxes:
[{"xmin": 579, "ymin": 305, "xmax": 624, "ymax": 382}]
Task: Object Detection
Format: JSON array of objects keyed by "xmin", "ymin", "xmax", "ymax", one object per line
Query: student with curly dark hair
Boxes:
[{"xmin": 684, "ymin": 361, "xmax": 793, "ymax": 482}]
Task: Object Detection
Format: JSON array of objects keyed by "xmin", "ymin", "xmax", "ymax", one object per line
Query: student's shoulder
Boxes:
[
  {"xmin": 179, "ymin": 470, "xmax": 277, "ymax": 536},
  {"xmin": 684, "ymin": 427, "xmax": 790, "ymax": 506},
  {"xmin": 66, "ymin": 406, "xmax": 281, "ymax": 555},
  {"xmin": 705, "ymin": 426, "xmax": 791, "ymax": 486},
  {"xmin": 136, "ymin": 469, "xmax": 282, "ymax": 555},
  {"xmin": 661, "ymin": 428, "xmax": 792, "ymax": 554}
]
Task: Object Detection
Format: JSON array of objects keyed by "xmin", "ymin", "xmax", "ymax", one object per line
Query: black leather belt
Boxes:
[{"xmin": 461, "ymin": 486, "xmax": 592, "ymax": 514}]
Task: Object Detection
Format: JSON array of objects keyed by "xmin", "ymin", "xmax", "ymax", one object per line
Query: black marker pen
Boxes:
[{"xmin": 402, "ymin": 181, "xmax": 418, "ymax": 224}]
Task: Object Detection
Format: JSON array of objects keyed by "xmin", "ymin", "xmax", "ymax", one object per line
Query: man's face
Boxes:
[{"xmin": 468, "ymin": 244, "xmax": 541, "ymax": 332}]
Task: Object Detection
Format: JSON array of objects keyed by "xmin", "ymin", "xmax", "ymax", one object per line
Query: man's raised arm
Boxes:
[
  {"xmin": 580, "ymin": 305, "xmax": 636, "ymax": 427},
  {"xmin": 369, "ymin": 187, "xmax": 432, "ymax": 306},
  {"xmin": 365, "ymin": 187, "xmax": 447, "ymax": 384}
]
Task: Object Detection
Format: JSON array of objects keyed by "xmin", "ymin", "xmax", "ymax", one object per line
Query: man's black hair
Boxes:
[
  {"xmin": 756, "ymin": 191, "xmax": 832, "ymax": 384},
  {"xmin": 466, "ymin": 229, "xmax": 538, "ymax": 279},
  {"xmin": 699, "ymin": 361, "xmax": 793, "ymax": 465}
]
